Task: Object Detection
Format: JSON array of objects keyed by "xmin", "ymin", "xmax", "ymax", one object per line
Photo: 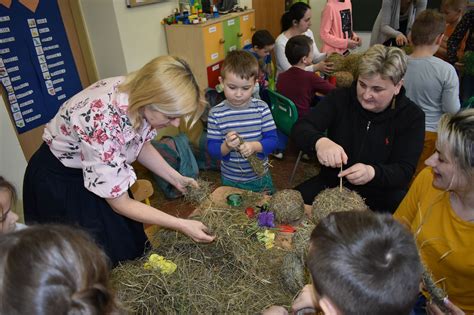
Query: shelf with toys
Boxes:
[{"xmin": 164, "ymin": 8, "xmax": 255, "ymax": 90}]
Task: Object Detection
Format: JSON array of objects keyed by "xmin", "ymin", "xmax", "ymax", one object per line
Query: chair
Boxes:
[{"xmin": 267, "ymin": 89, "xmax": 303, "ymax": 185}]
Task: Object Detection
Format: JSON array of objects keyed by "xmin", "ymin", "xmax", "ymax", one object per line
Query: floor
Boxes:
[{"xmin": 134, "ymin": 142, "xmax": 320, "ymax": 219}]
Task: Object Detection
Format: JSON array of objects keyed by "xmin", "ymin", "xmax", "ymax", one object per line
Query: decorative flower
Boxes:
[
  {"xmin": 143, "ymin": 254, "xmax": 177, "ymax": 274},
  {"xmin": 257, "ymin": 211, "xmax": 275, "ymax": 228},
  {"xmin": 245, "ymin": 207, "xmax": 255, "ymax": 219},
  {"xmin": 256, "ymin": 230, "xmax": 276, "ymax": 249}
]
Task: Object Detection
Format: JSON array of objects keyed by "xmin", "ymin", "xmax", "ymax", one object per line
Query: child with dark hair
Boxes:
[
  {"xmin": 264, "ymin": 211, "xmax": 423, "ymax": 315},
  {"xmin": 0, "ymin": 176, "xmax": 26, "ymax": 233},
  {"xmin": 277, "ymin": 35, "xmax": 335, "ymax": 119},
  {"xmin": 244, "ymin": 30, "xmax": 275, "ymax": 92},
  {"xmin": 0, "ymin": 224, "xmax": 118, "ymax": 314},
  {"xmin": 207, "ymin": 50, "xmax": 278, "ymax": 193},
  {"xmin": 404, "ymin": 10, "xmax": 460, "ymax": 177}
]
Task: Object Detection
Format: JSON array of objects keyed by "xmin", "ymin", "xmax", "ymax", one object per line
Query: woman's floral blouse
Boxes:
[{"xmin": 43, "ymin": 76, "xmax": 157, "ymax": 198}]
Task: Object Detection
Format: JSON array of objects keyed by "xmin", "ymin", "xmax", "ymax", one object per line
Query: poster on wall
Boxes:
[{"xmin": 0, "ymin": 0, "xmax": 82, "ymax": 134}]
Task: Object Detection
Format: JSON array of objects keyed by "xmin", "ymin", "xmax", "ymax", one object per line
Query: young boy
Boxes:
[
  {"xmin": 276, "ymin": 35, "xmax": 335, "ymax": 119},
  {"xmin": 404, "ymin": 10, "xmax": 460, "ymax": 176},
  {"xmin": 264, "ymin": 211, "xmax": 423, "ymax": 315},
  {"xmin": 244, "ymin": 29, "xmax": 276, "ymax": 96},
  {"xmin": 207, "ymin": 50, "xmax": 278, "ymax": 193}
]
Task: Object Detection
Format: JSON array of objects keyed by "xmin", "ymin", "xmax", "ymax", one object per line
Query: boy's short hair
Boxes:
[
  {"xmin": 252, "ymin": 30, "xmax": 275, "ymax": 48},
  {"xmin": 411, "ymin": 10, "xmax": 446, "ymax": 46},
  {"xmin": 441, "ymin": 0, "xmax": 467, "ymax": 11},
  {"xmin": 307, "ymin": 211, "xmax": 422, "ymax": 315},
  {"xmin": 285, "ymin": 35, "xmax": 313, "ymax": 66},
  {"xmin": 221, "ymin": 50, "xmax": 258, "ymax": 80}
]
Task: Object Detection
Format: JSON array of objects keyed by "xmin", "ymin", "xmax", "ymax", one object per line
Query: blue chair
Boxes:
[{"xmin": 267, "ymin": 89, "xmax": 303, "ymax": 185}]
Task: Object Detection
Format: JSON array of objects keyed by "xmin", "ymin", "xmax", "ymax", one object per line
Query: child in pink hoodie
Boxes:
[{"xmin": 320, "ymin": 0, "xmax": 362, "ymax": 54}]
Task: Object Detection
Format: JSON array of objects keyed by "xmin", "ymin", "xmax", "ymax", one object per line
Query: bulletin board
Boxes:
[{"xmin": 0, "ymin": 0, "xmax": 97, "ymax": 160}]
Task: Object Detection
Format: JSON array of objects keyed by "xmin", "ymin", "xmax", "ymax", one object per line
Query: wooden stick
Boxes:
[{"xmin": 339, "ymin": 165, "xmax": 343, "ymax": 192}]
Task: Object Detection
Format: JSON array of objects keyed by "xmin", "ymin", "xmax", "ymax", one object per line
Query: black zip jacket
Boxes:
[{"xmin": 292, "ymin": 83, "xmax": 425, "ymax": 190}]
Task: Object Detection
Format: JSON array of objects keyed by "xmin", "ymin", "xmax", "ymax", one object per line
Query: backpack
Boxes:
[{"xmin": 151, "ymin": 133, "xmax": 199, "ymax": 199}]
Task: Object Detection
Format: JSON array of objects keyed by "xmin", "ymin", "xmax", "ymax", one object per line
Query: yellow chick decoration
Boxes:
[
  {"xmin": 256, "ymin": 230, "xmax": 276, "ymax": 249},
  {"xmin": 143, "ymin": 253, "xmax": 177, "ymax": 274}
]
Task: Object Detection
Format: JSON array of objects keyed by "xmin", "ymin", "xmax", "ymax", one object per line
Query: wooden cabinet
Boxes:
[{"xmin": 165, "ymin": 10, "xmax": 255, "ymax": 90}]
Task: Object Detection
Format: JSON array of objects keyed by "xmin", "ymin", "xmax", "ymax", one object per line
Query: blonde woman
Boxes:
[{"xmin": 23, "ymin": 56, "xmax": 215, "ymax": 265}]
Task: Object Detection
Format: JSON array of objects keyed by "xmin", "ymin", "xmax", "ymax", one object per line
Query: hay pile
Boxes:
[
  {"xmin": 292, "ymin": 220, "xmax": 316, "ymax": 257},
  {"xmin": 326, "ymin": 52, "xmax": 363, "ymax": 87},
  {"xmin": 422, "ymin": 263, "xmax": 448, "ymax": 313},
  {"xmin": 312, "ymin": 187, "xmax": 368, "ymax": 225},
  {"xmin": 238, "ymin": 136, "xmax": 266, "ymax": 177},
  {"xmin": 111, "ymin": 191, "xmax": 295, "ymax": 314},
  {"xmin": 268, "ymin": 189, "xmax": 305, "ymax": 225},
  {"xmin": 280, "ymin": 252, "xmax": 307, "ymax": 295},
  {"xmin": 184, "ymin": 178, "xmax": 213, "ymax": 205}
]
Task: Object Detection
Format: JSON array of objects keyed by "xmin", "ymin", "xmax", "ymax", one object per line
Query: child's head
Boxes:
[
  {"xmin": 252, "ymin": 30, "xmax": 275, "ymax": 59},
  {"xmin": 307, "ymin": 211, "xmax": 422, "ymax": 315},
  {"xmin": 285, "ymin": 35, "xmax": 313, "ymax": 66},
  {"xmin": 410, "ymin": 10, "xmax": 446, "ymax": 46},
  {"xmin": 0, "ymin": 176, "xmax": 19, "ymax": 234},
  {"xmin": 0, "ymin": 224, "xmax": 117, "ymax": 314},
  {"xmin": 441, "ymin": 0, "xmax": 467, "ymax": 24},
  {"xmin": 220, "ymin": 50, "xmax": 258, "ymax": 106}
]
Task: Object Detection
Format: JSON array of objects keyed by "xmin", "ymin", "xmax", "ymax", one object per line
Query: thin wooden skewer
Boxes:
[{"xmin": 339, "ymin": 165, "xmax": 343, "ymax": 192}]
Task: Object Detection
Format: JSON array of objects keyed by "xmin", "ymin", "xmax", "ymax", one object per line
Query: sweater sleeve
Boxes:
[
  {"xmin": 441, "ymin": 65, "xmax": 461, "ymax": 114},
  {"xmin": 380, "ymin": 0, "xmax": 402, "ymax": 39},
  {"xmin": 393, "ymin": 167, "xmax": 430, "ymax": 227},
  {"xmin": 260, "ymin": 129, "xmax": 278, "ymax": 155},
  {"xmin": 306, "ymin": 29, "xmax": 327, "ymax": 64},
  {"xmin": 275, "ymin": 34, "xmax": 292, "ymax": 73},
  {"xmin": 369, "ymin": 98, "xmax": 425, "ymax": 189},
  {"xmin": 320, "ymin": 5, "xmax": 348, "ymax": 50},
  {"xmin": 207, "ymin": 108, "xmax": 229, "ymax": 161},
  {"xmin": 311, "ymin": 74, "xmax": 336, "ymax": 95},
  {"xmin": 291, "ymin": 89, "xmax": 340, "ymax": 153}
]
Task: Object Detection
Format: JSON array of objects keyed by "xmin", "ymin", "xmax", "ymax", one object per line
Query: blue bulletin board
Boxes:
[{"xmin": 0, "ymin": 0, "xmax": 82, "ymax": 134}]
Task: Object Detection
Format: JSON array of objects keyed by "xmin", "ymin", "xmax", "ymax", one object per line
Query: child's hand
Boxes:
[
  {"xmin": 225, "ymin": 131, "xmax": 240, "ymax": 150},
  {"xmin": 353, "ymin": 35, "xmax": 362, "ymax": 46},
  {"xmin": 239, "ymin": 142, "xmax": 255, "ymax": 158},
  {"xmin": 316, "ymin": 61, "xmax": 334, "ymax": 74}
]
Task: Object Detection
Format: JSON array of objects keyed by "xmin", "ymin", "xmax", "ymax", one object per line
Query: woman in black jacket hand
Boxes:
[{"xmin": 292, "ymin": 44, "xmax": 424, "ymax": 213}]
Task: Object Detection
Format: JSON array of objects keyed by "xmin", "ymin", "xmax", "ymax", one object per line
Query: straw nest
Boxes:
[
  {"xmin": 422, "ymin": 263, "xmax": 448, "ymax": 313},
  {"xmin": 111, "ymin": 191, "xmax": 296, "ymax": 314},
  {"xmin": 238, "ymin": 136, "xmax": 266, "ymax": 177},
  {"xmin": 333, "ymin": 71, "xmax": 354, "ymax": 88},
  {"xmin": 268, "ymin": 189, "xmax": 305, "ymax": 225},
  {"xmin": 280, "ymin": 252, "xmax": 307, "ymax": 295},
  {"xmin": 184, "ymin": 178, "xmax": 213, "ymax": 206},
  {"xmin": 326, "ymin": 53, "xmax": 362, "ymax": 79},
  {"xmin": 311, "ymin": 187, "xmax": 368, "ymax": 225}
]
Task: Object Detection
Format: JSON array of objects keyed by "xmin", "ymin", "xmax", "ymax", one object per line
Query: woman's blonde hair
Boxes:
[
  {"xmin": 119, "ymin": 55, "xmax": 205, "ymax": 130},
  {"xmin": 359, "ymin": 44, "xmax": 407, "ymax": 85},
  {"xmin": 437, "ymin": 108, "xmax": 474, "ymax": 176}
]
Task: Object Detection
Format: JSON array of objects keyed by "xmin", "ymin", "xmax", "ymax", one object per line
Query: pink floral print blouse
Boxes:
[{"xmin": 43, "ymin": 76, "xmax": 157, "ymax": 198}]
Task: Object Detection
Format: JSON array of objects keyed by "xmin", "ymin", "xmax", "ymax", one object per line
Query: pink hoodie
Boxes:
[{"xmin": 320, "ymin": 0, "xmax": 357, "ymax": 54}]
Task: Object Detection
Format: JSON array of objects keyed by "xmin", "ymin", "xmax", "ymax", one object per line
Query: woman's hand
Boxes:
[
  {"xmin": 315, "ymin": 61, "xmax": 334, "ymax": 74},
  {"xmin": 426, "ymin": 299, "xmax": 465, "ymax": 315},
  {"xmin": 316, "ymin": 137, "xmax": 348, "ymax": 168},
  {"xmin": 395, "ymin": 33, "xmax": 408, "ymax": 46},
  {"xmin": 172, "ymin": 175, "xmax": 198, "ymax": 194},
  {"xmin": 291, "ymin": 284, "xmax": 318, "ymax": 313},
  {"xmin": 338, "ymin": 163, "xmax": 375, "ymax": 185},
  {"xmin": 225, "ymin": 131, "xmax": 241, "ymax": 150},
  {"xmin": 179, "ymin": 218, "xmax": 215, "ymax": 242}
]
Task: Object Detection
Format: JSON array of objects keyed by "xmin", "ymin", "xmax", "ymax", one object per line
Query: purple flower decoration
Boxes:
[{"xmin": 257, "ymin": 211, "xmax": 275, "ymax": 228}]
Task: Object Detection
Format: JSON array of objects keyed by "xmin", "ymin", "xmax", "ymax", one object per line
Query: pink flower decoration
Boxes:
[{"xmin": 90, "ymin": 99, "xmax": 104, "ymax": 111}]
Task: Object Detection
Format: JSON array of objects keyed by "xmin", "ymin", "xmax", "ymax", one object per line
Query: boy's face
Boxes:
[
  {"xmin": 441, "ymin": 5, "xmax": 462, "ymax": 24},
  {"xmin": 254, "ymin": 44, "xmax": 274, "ymax": 59},
  {"xmin": 303, "ymin": 45, "xmax": 314, "ymax": 66},
  {"xmin": 219, "ymin": 72, "xmax": 255, "ymax": 107}
]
